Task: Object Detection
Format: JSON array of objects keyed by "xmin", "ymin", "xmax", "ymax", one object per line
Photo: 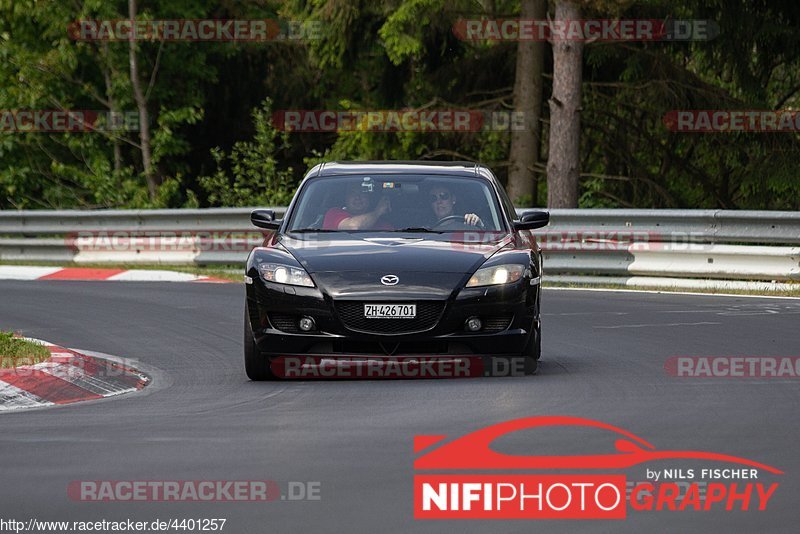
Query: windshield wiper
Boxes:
[
  {"xmin": 288, "ymin": 228, "xmax": 339, "ymax": 233},
  {"xmin": 394, "ymin": 227, "xmax": 443, "ymax": 233}
]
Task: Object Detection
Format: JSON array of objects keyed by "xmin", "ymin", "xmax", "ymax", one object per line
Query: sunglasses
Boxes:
[{"xmin": 429, "ymin": 192, "xmax": 451, "ymax": 202}]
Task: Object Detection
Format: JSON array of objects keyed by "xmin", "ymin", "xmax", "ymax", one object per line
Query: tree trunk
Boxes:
[
  {"xmin": 546, "ymin": 0, "xmax": 583, "ymax": 208},
  {"xmin": 101, "ymin": 43, "xmax": 122, "ymax": 174},
  {"xmin": 507, "ymin": 0, "xmax": 547, "ymax": 206},
  {"xmin": 128, "ymin": 0, "xmax": 156, "ymax": 199}
]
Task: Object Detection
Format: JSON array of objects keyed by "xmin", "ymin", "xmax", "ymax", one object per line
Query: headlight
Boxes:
[
  {"xmin": 257, "ymin": 263, "xmax": 314, "ymax": 287},
  {"xmin": 466, "ymin": 264, "xmax": 525, "ymax": 287}
]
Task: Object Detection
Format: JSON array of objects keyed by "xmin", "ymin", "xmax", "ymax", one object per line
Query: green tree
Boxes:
[{"xmin": 199, "ymin": 100, "xmax": 296, "ymax": 207}]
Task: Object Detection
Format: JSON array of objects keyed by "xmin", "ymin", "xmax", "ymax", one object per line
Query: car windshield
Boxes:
[{"xmin": 286, "ymin": 175, "xmax": 506, "ymax": 233}]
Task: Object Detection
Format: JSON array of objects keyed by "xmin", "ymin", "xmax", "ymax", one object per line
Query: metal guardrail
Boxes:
[
  {"xmin": 538, "ymin": 209, "xmax": 800, "ymax": 245},
  {"xmin": 0, "ymin": 208, "xmax": 281, "ymax": 235},
  {"xmin": 1, "ymin": 208, "xmax": 799, "ymax": 281},
  {"xmin": 1, "ymin": 208, "xmax": 800, "ymax": 243},
  {"xmin": 542, "ymin": 244, "xmax": 800, "ymax": 281}
]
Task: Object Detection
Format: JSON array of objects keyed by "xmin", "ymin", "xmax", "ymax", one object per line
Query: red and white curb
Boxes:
[
  {"xmin": 0, "ymin": 265, "xmax": 231, "ymax": 282},
  {"xmin": 0, "ymin": 337, "xmax": 149, "ymax": 411}
]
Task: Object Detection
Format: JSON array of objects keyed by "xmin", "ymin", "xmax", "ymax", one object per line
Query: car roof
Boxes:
[{"xmin": 306, "ymin": 161, "xmax": 493, "ymax": 179}]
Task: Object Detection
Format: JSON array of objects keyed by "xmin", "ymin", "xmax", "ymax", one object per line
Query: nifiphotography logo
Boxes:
[{"xmin": 413, "ymin": 416, "xmax": 782, "ymax": 520}]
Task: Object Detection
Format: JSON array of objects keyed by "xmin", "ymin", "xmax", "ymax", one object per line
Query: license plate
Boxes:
[{"xmin": 364, "ymin": 303, "xmax": 416, "ymax": 319}]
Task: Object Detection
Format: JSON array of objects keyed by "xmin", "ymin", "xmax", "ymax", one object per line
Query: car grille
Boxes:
[
  {"xmin": 333, "ymin": 340, "xmax": 449, "ymax": 355},
  {"xmin": 335, "ymin": 301, "xmax": 445, "ymax": 335}
]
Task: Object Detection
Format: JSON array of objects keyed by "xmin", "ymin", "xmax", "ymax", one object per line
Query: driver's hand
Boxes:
[
  {"xmin": 464, "ymin": 213, "xmax": 482, "ymax": 226},
  {"xmin": 375, "ymin": 196, "xmax": 391, "ymax": 216}
]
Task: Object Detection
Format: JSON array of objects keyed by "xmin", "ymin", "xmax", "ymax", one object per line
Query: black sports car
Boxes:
[{"xmin": 244, "ymin": 161, "xmax": 549, "ymax": 380}]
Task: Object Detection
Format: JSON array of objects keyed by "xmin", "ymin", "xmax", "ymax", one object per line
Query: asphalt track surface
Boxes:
[{"xmin": 1, "ymin": 281, "xmax": 798, "ymax": 533}]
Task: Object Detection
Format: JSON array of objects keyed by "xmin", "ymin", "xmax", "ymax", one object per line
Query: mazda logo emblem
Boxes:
[{"xmin": 380, "ymin": 274, "xmax": 399, "ymax": 286}]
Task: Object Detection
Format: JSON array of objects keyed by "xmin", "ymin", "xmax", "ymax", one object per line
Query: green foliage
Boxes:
[
  {"xmin": 379, "ymin": 0, "xmax": 444, "ymax": 65},
  {"xmin": 199, "ymin": 100, "xmax": 296, "ymax": 207},
  {"xmin": 1, "ymin": 0, "xmax": 798, "ymax": 210},
  {"xmin": 153, "ymin": 106, "xmax": 205, "ymax": 165},
  {"xmin": 0, "ymin": 331, "xmax": 50, "ymax": 369},
  {"xmin": 577, "ymin": 0, "xmax": 800, "ymax": 209},
  {"xmin": 0, "ymin": 0, "xmax": 217, "ymax": 208}
]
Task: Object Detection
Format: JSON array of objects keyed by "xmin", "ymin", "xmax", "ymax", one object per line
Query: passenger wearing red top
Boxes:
[{"xmin": 323, "ymin": 182, "xmax": 393, "ymax": 230}]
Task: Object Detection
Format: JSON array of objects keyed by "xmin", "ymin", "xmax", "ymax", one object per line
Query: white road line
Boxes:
[
  {"xmin": 593, "ymin": 321, "xmax": 723, "ymax": 329},
  {"xmin": 659, "ymin": 309, "xmax": 800, "ymax": 316},
  {"xmin": 549, "ymin": 312, "xmax": 629, "ymax": 316}
]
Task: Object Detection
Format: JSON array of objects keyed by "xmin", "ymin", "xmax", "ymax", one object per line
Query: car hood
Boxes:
[{"xmin": 280, "ymin": 234, "xmax": 511, "ymax": 299}]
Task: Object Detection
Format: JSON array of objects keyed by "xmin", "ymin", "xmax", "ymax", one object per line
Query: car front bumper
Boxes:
[{"xmin": 245, "ymin": 274, "xmax": 539, "ymax": 359}]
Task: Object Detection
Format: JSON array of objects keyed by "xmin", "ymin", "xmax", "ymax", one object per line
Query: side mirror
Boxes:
[
  {"xmin": 251, "ymin": 209, "xmax": 281, "ymax": 230},
  {"xmin": 514, "ymin": 210, "xmax": 549, "ymax": 230}
]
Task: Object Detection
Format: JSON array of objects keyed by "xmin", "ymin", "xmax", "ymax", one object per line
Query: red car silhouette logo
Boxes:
[{"xmin": 414, "ymin": 416, "xmax": 783, "ymax": 474}]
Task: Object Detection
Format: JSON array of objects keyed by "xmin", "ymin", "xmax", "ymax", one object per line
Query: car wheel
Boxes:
[
  {"xmin": 244, "ymin": 304, "xmax": 276, "ymax": 381},
  {"xmin": 523, "ymin": 322, "xmax": 541, "ymax": 375}
]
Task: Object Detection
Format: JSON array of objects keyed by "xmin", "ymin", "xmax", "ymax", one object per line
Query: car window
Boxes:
[{"xmin": 285, "ymin": 175, "xmax": 507, "ymax": 233}]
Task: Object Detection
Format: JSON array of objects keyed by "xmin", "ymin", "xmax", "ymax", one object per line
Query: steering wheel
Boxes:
[{"xmin": 434, "ymin": 215, "xmax": 485, "ymax": 229}]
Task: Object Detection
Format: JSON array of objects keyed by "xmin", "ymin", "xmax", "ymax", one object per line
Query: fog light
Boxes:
[
  {"xmin": 465, "ymin": 316, "xmax": 483, "ymax": 332},
  {"xmin": 298, "ymin": 316, "xmax": 316, "ymax": 332}
]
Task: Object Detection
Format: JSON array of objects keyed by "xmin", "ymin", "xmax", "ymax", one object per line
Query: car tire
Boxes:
[
  {"xmin": 244, "ymin": 305, "xmax": 276, "ymax": 381},
  {"xmin": 523, "ymin": 322, "xmax": 541, "ymax": 375}
]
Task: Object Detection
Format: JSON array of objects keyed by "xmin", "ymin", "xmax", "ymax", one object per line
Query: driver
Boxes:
[
  {"xmin": 428, "ymin": 185, "xmax": 483, "ymax": 228},
  {"xmin": 323, "ymin": 181, "xmax": 392, "ymax": 230}
]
